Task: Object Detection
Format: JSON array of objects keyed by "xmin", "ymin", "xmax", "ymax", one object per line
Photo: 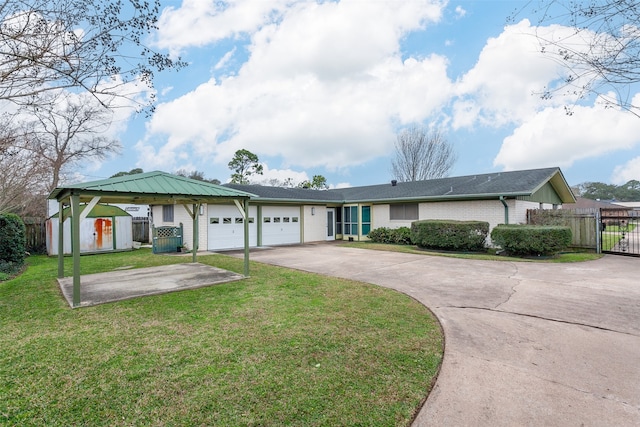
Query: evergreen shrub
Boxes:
[
  {"xmin": 491, "ymin": 224, "xmax": 572, "ymax": 256},
  {"xmin": 0, "ymin": 213, "xmax": 27, "ymax": 275},
  {"xmin": 367, "ymin": 227, "xmax": 412, "ymax": 245},
  {"xmin": 410, "ymin": 220, "xmax": 489, "ymax": 251}
]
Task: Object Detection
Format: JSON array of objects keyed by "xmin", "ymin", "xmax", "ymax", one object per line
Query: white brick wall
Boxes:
[
  {"xmin": 151, "ymin": 204, "xmax": 208, "ymax": 251},
  {"xmin": 303, "ymin": 205, "xmax": 327, "ymax": 242}
]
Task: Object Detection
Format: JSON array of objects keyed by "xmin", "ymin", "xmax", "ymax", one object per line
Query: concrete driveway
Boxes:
[{"xmin": 239, "ymin": 244, "xmax": 640, "ymax": 426}]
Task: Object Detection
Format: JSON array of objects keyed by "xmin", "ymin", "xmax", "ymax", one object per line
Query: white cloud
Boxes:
[
  {"xmin": 452, "ymin": 19, "xmax": 592, "ymax": 129},
  {"xmin": 612, "ymin": 157, "xmax": 640, "ymax": 185},
  {"xmin": 142, "ymin": 0, "xmax": 450, "ymax": 172},
  {"xmin": 493, "ymin": 102, "xmax": 640, "ymax": 171},
  {"xmin": 454, "ymin": 6, "xmax": 466, "ymax": 18},
  {"xmin": 154, "ymin": 0, "xmax": 293, "ymax": 55},
  {"xmin": 247, "ymin": 164, "xmax": 309, "ymax": 186}
]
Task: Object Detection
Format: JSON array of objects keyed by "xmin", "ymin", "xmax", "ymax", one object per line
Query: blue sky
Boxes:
[{"xmin": 84, "ymin": 0, "xmax": 640, "ymax": 189}]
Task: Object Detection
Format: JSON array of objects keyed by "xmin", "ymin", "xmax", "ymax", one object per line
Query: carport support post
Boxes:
[
  {"xmin": 243, "ymin": 198, "xmax": 250, "ymax": 276},
  {"xmin": 70, "ymin": 193, "xmax": 81, "ymax": 307}
]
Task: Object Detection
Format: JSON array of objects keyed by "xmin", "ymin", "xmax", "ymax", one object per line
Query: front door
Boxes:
[{"xmin": 326, "ymin": 208, "xmax": 335, "ymax": 241}]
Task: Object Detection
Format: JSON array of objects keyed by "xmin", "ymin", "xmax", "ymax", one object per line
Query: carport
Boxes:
[{"xmin": 48, "ymin": 171, "xmax": 256, "ymax": 307}]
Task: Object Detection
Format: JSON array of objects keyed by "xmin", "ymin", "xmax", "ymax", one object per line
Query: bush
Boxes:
[
  {"xmin": 410, "ymin": 220, "xmax": 489, "ymax": 252},
  {"xmin": 367, "ymin": 227, "xmax": 412, "ymax": 245},
  {"xmin": 0, "ymin": 213, "xmax": 27, "ymax": 275},
  {"xmin": 490, "ymin": 224, "xmax": 572, "ymax": 256}
]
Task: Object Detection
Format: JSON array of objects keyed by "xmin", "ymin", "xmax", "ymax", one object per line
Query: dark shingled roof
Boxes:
[{"xmin": 225, "ymin": 167, "xmax": 575, "ymax": 204}]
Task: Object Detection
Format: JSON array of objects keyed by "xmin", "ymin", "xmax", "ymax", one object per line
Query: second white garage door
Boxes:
[
  {"xmin": 208, "ymin": 205, "xmax": 258, "ymax": 251},
  {"xmin": 262, "ymin": 206, "xmax": 301, "ymax": 246}
]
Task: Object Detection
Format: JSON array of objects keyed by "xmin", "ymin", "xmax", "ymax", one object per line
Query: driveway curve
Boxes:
[{"xmin": 239, "ymin": 244, "xmax": 640, "ymax": 426}]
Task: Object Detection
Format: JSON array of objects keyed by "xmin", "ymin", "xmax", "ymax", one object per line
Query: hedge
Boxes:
[
  {"xmin": 410, "ymin": 220, "xmax": 489, "ymax": 251},
  {"xmin": 490, "ymin": 224, "xmax": 572, "ymax": 256},
  {"xmin": 367, "ymin": 227, "xmax": 412, "ymax": 245},
  {"xmin": 0, "ymin": 213, "xmax": 27, "ymax": 275}
]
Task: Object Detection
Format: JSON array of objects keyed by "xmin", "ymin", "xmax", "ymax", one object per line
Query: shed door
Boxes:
[
  {"xmin": 262, "ymin": 206, "xmax": 300, "ymax": 246},
  {"xmin": 207, "ymin": 205, "xmax": 257, "ymax": 250}
]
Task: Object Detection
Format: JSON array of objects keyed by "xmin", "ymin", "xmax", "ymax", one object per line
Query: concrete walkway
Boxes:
[{"xmin": 239, "ymin": 244, "xmax": 640, "ymax": 426}]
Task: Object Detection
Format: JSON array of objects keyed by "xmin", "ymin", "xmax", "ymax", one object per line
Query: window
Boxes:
[
  {"xmin": 248, "ymin": 217, "xmax": 255, "ymax": 223},
  {"xmin": 235, "ymin": 217, "xmax": 244, "ymax": 224},
  {"xmin": 223, "ymin": 217, "xmax": 232, "ymax": 224},
  {"xmin": 274, "ymin": 217, "xmax": 281, "ymax": 223},
  {"xmin": 390, "ymin": 203, "xmax": 418, "ymax": 220},
  {"xmin": 210, "ymin": 217, "xmax": 219, "ymax": 224},
  {"xmin": 343, "ymin": 206, "xmax": 358, "ymax": 235},
  {"xmin": 336, "ymin": 208, "xmax": 342, "ymax": 235},
  {"xmin": 292, "ymin": 217, "xmax": 299, "ymax": 223},
  {"xmin": 362, "ymin": 206, "xmax": 371, "ymax": 235},
  {"xmin": 283, "ymin": 217, "xmax": 290, "ymax": 223},
  {"xmin": 162, "ymin": 205, "xmax": 174, "ymax": 222},
  {"xmin": 264, "ymin": 217, "xmax": 271, "ymax": 223}
]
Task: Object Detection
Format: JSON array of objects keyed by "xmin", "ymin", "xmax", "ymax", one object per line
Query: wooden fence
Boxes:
[
  {"xmin": 132, "ymin": 217, "xmax": 150, "ymax": 243},
  {"xmin": 23, "ymin": 217, "xmax": 47, "ymax": 254},
  {"xmin": 526, "ymin": 209, "xmax": 598, "ymax": 250}
]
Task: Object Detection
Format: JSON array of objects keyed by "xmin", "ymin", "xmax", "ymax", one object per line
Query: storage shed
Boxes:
[{"xmin": 46, "ymin": 204, "xmax": 133, "ymax": 255}]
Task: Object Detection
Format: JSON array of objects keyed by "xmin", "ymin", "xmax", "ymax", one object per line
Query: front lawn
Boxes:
[{"xmin": 1, "ymin": 249, "xmax": 442, "ymax": 426}]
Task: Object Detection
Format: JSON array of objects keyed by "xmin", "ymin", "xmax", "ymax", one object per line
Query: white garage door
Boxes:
[
  {"xmin": 262, "ymin": 206, "xmax": 301, "ymax": 246},
  {"xmin": 208, "ymin": 205, "xmax": 258, "ymax": 250}
]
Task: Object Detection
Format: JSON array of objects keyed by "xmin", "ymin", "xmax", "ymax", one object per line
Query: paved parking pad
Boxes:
[
  {"xmin": 57, "ymin": 263, "xmax": 245, "ymax": 308},
  {"xmin": 238, "ymin": 244, "xmax": 640, "ymax": 426}
]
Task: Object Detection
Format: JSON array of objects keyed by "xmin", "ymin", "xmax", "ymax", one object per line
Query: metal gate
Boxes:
[
  {"xmin": 600, "ymin": 208, "xmax": 640, "ymax": 256},
  {"xmin": 152, "ymin": 223, "xmax": 183, "ymax": 254}
]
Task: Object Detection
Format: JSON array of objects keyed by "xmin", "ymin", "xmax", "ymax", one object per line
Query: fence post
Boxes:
[{"xmin": 595, "ymin": 209, "xmax": 601, "ymax": 254}]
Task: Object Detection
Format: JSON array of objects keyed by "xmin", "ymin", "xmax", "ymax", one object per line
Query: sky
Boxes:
[{"xmin": 81, "ymin": 0, "xmax": 640, "ymax": 189}]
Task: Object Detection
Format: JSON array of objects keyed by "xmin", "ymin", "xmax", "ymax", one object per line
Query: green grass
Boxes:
[
  {"xmin": 343, "ymin": 242, "xmax": 603, "ymax": 262},
  {"xmin": 0, "ymin": 249, "xmax": 442, "ymax": 426}
]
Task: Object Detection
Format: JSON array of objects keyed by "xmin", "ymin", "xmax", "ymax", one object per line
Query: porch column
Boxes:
[
  {"xmin": 192, "ymin": 203, "xmax": 199, "ymax": 263},
  {"xmin": 243, "ymin": 198, "xmax": 250, "ymax": 277}
]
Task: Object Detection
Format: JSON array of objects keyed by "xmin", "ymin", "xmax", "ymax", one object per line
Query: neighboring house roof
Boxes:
[
  {"xmin": 612, "ymin": 201, "xmax": 640, "ymax": 209},
  {"xmin": 49, "ymin": 171, "xmax": 256, "ymax": 205},
  {"xmin": 226, "ymin": 167, "xmax": 575, "ymax": 204},
  {"xmin": 562, "ymin": 197, "xmax": 614, "ymax": 210}
]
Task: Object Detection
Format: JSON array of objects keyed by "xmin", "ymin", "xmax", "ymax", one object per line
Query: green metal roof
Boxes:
[
  {"xmin": 51, "ymin": 204, "xmax": 130, "ymax": 219},
  {"xmin": 49, "ymin": 171, "xmax": 256, "ymax": 205}
]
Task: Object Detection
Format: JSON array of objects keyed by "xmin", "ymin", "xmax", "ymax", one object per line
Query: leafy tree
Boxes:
[
  {"xmin": 298, "ymin": 175, "xmax": 328, "ymax": 190},
  {"xmin": 175, "ymin": 169, "xmax": 221, "ymax": 185},
  {"xmin": 391, "ymin": 127, "xmax": 457, "ymax": 182},
  {"xmin": 576, "ymin": 180, "xmax": 640, "ymax": 201},
  {"xmin": 228, "ymin": 149, "xmax": 263, "ymax": 184},
  {"xmin": 0, "ymin": 0, "xmax": 186, "ymax": 112},
  {"xmin": 523, "ymin": 0, "xmax": 640, "ymax": 116},
  {"xmin": 110, "ymin": 168, "xmax": 144, "ymax": 178}
]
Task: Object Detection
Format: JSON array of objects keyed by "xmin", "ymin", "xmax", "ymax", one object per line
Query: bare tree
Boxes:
[
  {"xmin": 0, "ymin": 0, "xmax": 186, "ymax": 112},
  {"xmin": 20, "ymin": 94, "xmax": 121, "ymax": 191},
  {"xmin": 520, "ymin": 0, "xmax": 640, "ymax": 116},
  {"xmin": 0, "ymin": 130, "xmax": 50, "ymax": 216},
  {"xmin": 391, "ymin": 127, "xmax": 457, "ymax": 182}
]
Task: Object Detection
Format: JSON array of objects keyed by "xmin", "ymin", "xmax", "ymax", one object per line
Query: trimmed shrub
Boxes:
[
  {"xmin": 0, "ymin": 213, "xmax": 27, "ymax": 275},
  {"xmin": 367, "ymin": 227, "xmax": 412, "ymax": 245},
  {"xmin": 410, "ymin": 220, "xmax": 489, "ymax": 252},
  {"xmin": 491, "ymin": 224, "xmax": 572, "ymax": 256}
]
